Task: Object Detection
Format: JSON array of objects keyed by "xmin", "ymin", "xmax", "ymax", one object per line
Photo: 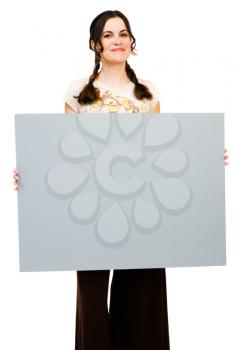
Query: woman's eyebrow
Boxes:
[{"xmin": 102, "ymin": 29, "xmax": 128, "ymax": 34}]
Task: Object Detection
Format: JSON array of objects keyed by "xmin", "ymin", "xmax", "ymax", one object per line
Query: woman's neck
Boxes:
[{"xmin": 95, "ymin": 62, "xmax": 131, "ymax": 87}]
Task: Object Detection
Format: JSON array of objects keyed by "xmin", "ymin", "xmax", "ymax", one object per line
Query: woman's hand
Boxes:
[
  {"xmin": 224, "ymin": 149, "xmax": 229, "ymax": 166},
  {"xmin": 13, "ymin": 168, "xmax": 19, "ymax": 191},
  {"xmin": 13, "ymin": 104, "xmax": 75, "ymax": 192},
  {"xmin": 11, "ymin": 148, "xmax": 229, "ymax": 192}
]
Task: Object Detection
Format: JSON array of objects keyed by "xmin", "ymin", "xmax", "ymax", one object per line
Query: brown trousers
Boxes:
[{"xmin": 75, "ymin": 268, "xmax": 170, "ymax": 350}]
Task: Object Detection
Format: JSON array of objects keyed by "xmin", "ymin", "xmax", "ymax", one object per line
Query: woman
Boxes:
[
  {"xmin": 64, "ymin": 12, "xmax": 160, "ymax": 114},
  {"xmin": 64, "ymin": 10, "xmax": 170, "ymax": 350},
  {"xmin": 13, "ymin": 9, "xmax": 229, "ymax": 350}
]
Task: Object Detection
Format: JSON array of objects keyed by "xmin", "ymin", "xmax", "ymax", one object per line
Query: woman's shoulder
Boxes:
[
  {"xmin": 138, "ymin": 78, "xmax": 159, "ymax": 92},
  {"xmin": 63, "ymin": 77, "xmax": 89, "ymax": 112},
  {"xmin": 65, "ymin": 76, "xmax": 89, "ymax": 93},
  {"xmin": 138, "ymin": 78, "xmax": 161, "ymax": 103}
]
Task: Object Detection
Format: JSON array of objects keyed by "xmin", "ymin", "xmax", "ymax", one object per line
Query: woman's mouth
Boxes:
[{"xmin": 111, "ymin": 48, "xmax": 125, "ymax": 52}]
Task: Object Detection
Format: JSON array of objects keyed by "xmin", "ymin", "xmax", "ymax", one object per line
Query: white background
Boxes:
[{"xmin": 0, "ymin": 0, "xmax": 238, "ymax": 349}]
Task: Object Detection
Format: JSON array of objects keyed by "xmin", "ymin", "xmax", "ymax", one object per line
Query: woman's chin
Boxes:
[{"xmin": 105, "ymin": 58, "xmax": 129, "ymax": 65}]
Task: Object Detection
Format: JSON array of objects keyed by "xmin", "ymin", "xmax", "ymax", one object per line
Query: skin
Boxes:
[
  {"xmin": 13, "ymin": 17, "xmax": 229, "ymax": 190},
  {"xmin": 91, "ymin": 17, "xmax": 135, "ymax": 87}
]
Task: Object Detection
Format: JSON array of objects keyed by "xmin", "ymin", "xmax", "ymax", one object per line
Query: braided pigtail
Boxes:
[
  {"xmin": 74, "ymin": 53, "xmax": 101, "ymax": 105},
  {"xmin": 125, "ymin": 61, "xmax": 153, "ymax": 100}
]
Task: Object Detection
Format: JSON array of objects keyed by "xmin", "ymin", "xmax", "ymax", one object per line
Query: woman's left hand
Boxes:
[{"xmin": 224, "ymin": 149, "xmax": 229, "ymax": 166}]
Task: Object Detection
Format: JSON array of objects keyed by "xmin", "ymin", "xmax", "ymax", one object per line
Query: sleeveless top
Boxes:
[{"xmin": 63, "ymin": 77, "xmax": 160, "ymax": 113}]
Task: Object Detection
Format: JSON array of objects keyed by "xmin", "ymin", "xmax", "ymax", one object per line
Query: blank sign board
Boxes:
[{"xmin": 15, "ymin": 113, "xmax": 226, "ymax": 271}]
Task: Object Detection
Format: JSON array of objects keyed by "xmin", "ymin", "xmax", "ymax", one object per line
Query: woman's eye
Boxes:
[{"xmin": 103, "ymin": 33, "xmax": 128, "ymax": 39}]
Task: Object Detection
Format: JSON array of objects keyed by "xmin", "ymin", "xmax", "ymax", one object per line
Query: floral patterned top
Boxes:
[{"xmin": 63, "ymin": 77, "xmax": 160, "ymax": 113}]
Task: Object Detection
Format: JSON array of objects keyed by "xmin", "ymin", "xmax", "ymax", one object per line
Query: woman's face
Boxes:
[{"xmin": 93, "ymin": 17, "xmax": 132, "ymax": 64}]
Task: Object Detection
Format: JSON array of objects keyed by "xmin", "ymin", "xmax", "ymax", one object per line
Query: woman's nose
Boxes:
[{"xmin": 113, "ymin": 35, "xmax": 122, "ymax": 44}]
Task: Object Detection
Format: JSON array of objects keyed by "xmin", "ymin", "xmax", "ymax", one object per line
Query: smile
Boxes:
[{"xmin": 111, "ymin": 48, "xmax": 125, "ymax": 52}]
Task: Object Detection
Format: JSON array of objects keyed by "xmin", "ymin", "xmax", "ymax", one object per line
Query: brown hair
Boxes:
[{"xmin": 74, "ymin": 10, "xmax": 153, "ymax": 105}]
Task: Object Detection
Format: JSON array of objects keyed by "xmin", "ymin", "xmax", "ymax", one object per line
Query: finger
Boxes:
[{"xmin": 224, "ymin": 148, "xmax": 228, "ymax": 152}]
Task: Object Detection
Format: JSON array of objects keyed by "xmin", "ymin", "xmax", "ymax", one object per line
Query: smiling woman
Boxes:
[
  {"xmin": 12, "ymin": 7, "xmax": 229, "ymax": 350},
  {"xmin": 63, "ymin": 9, "xmax": 169, "ymax": 350},
  {"xmin": 64, "ymin": 11, "xmax": 160, "ymax": 114}
]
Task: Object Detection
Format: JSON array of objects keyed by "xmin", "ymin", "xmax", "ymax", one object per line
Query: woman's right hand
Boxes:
[{"xmin": 13, "ymin": 168, "xmax": 19, "ymax": 191}]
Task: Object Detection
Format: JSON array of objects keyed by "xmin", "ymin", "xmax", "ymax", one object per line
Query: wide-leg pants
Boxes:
[{"xmin": 75, "ymin": 268, "xmax": 170, "ymax": 350}]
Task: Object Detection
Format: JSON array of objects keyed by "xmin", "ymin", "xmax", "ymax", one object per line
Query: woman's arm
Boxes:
[
  {"xmin": 65, "ymin": 102, "xmax": 77, "ymax": 113},
  {"xmin": 152, "ymin": 101, "xmax": 160, "ymax": 113},
  {"xmin": 13, "ymin": 102, "xmax": 76, "ymax": 190}
]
